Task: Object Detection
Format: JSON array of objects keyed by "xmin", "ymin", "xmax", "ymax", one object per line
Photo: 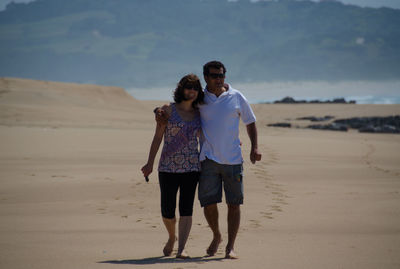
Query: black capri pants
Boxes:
[{"xmin": 158, "ymin": 171, "xmax": 199, "ymax": 219}]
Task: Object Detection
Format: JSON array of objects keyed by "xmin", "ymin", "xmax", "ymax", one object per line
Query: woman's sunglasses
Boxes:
[{"xmin": 184, "ymin": 84, "xmax": 200, "ymax": 91}]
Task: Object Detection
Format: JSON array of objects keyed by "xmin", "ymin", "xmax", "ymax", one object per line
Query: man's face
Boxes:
[{"xmin": 205, "ymin": 67, "xmax": 225, "ymax": 91}]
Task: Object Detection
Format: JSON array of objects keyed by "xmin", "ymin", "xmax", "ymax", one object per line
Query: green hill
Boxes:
[{"xmin": 1, "ymin": 0, "xmax": 399, "ymax": 87}]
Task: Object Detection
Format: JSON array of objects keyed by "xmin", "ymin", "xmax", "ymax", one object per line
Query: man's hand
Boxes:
[
  {"xmin": 154, "ymin": 106, "xmax": 169, "ymax": 124},
  {"xmin": 250, "ymin": 148, "xmax": 262, "ymax": 164},
  {"xmin": 246, "ymin": 122, "xmax": 261, "ymax": 164}
]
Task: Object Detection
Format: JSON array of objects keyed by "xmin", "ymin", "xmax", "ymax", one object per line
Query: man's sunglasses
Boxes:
[{"xmin": 208, "ymin": 73, "xmax": 225, "ymax": 79}]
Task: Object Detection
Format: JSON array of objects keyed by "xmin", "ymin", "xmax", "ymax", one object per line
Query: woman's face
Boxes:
[{"xmin": 183, "ymin": 83, "xmax": 199, "ymax": 101}]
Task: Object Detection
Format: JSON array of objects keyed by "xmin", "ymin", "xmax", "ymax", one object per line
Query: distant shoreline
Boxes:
[{"xmin": 128, "ymin": 80, "xmax": 400, "ymax": 105}]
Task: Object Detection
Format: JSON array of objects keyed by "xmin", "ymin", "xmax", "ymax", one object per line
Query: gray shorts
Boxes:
[{"xmin": 198, "ymin": 158, "xmax": 243, "ymax": 207}]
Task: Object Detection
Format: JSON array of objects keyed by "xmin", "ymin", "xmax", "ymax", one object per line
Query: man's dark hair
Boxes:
[
  {"xmin": 203, "ymin": 60, "xmax": 227, "ymax": 76},
  {"xmin": 174, "ymin": 74, "xmax": 204, "ymax": 108}
]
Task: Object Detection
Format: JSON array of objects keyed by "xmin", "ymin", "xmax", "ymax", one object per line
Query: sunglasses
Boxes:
[
  {"xmin": 184, "ymin": 84, "xmax": 200, "ymax": 91},
  {"xmin": 208, "ymin": 73, "xmax": 225, "ymax": 79}
]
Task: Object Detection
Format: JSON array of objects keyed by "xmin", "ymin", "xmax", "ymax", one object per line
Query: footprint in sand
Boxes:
[
  {"xmin": 51, "ymin": 175, "xmax": 73, "ymax": 179},
  {"xmin": 260, "ymin": 212, "xmax": 274, "ymax": 219},
  {"xmin": 271, "ymin": 205, "xmax": 282, "ymax": 212},
  {"xmin": 97, "ymin": 208, "xmax": 107, "ymax": 214},
  {"xmin": 249, "ymin": 219, "xmax": 261, "ymax": 228},
  {"xmin": 243, "ymin": 143, "xmax": 290, "ymax": 229},
  {"xmin": 362, "ymin": 141, "xmax": 400, "ymax": 178}
]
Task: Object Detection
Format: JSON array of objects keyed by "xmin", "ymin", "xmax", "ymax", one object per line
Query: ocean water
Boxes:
[{"xmin": 127, "ymin": 80, "xmax": 400, "ymax": 104}]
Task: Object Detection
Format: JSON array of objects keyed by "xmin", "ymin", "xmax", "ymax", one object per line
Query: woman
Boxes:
[{"xmin": 141, "ymin": 74, "xmax": 204, "ymax": 259}]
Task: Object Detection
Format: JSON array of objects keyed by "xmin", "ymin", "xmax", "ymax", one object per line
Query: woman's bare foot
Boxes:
[
  {"xmin": 206, "ymin": 235, "xmax": 222, "ymax": 256},
  {"xmin": 225, "ymin": 248, "xmax": 239, "ymax": 259},
  {"xmin": 163, "ymin": 237, "xmax": 176, "ymax": 256},
  {"xmin": 176, "ymin": 250, "xmax": 190, "ymax": 259}
]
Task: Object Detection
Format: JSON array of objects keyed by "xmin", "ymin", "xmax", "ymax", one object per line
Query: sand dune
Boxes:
[
  {"xmin": 0, "ymin": 78, "xmax": 399, "ymax": 269},
  {"xmin": 0, "ymin": 77, "xmax": 149, "ymax": 128}
]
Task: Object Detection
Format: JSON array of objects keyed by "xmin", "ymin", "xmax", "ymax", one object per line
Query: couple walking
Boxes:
[{"xmin": 141, "ymin": 60, "xmax": 261, "ymax": 259}]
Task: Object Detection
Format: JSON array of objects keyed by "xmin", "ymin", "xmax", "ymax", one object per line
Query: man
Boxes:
[{"xmin": 156, "ymin": 60, "xmax": 261, "ymax": 259}]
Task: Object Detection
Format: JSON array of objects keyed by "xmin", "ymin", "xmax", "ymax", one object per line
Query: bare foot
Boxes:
[
  {"xmin": 176, "ymin": 250, "xmax": 190, "ymax": 259},
  {"xmin": 163, "ymin": 237, "xmax": 176, "ymax": 256},
  {"xmin": 206, "ymin": 235, "xmax": 222, "ymax": 256},
  {"xmin": 225, "ymin": 249, "xmax": 239, "ymax": 259}
]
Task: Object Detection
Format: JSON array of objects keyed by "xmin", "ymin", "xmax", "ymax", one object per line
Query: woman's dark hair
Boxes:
[
  {"xmin": 174, "ymin": 74, "xmax": 204, "ymax": 108},
  {"xmin": 203, "ymin": 60, "xmax": 226, "ymax": 76}
]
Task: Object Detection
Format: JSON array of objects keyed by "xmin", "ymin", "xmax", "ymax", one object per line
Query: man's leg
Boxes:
[
  {"xmin": 226, "ymin": 204, "xmax": 240, "ymax": 259},
  {"xmin": 204, "ymin": 203, "xmax": 222, "ymax": 256},
  {"xmin": 222, "ymin": 163, "xmax": 243, "ymax": 259},
  {"xmin": 198, "ymin": 159, "xmax": 223, "ymax": 256}
]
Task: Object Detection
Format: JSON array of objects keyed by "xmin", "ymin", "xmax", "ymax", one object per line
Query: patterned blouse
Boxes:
[{"xmin": 158, "ymin": 103, "xmax": 201, "ymax": 173}]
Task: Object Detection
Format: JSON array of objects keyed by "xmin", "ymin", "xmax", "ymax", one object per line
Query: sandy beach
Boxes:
[{"xmin": 1, "ymin": 77, "xmax": 399, "ymax": 269}]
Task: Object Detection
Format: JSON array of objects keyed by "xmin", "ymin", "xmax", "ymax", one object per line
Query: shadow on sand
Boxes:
[{"xmin": 99, "ymin": 255, "xmax": 225, "ymax": 265}]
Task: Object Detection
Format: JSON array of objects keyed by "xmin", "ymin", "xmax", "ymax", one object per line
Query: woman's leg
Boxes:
[
  {"xmin": 177, "ymin": 172, "xmax": 199, "ymax": 258},
  {"xmin": 159, "ymin": 172, "xmax": 179, "ymax": 256},
  {"xmin": 177, "ymin": 216, "xmax": 192, "ymax": 258},
  {"xmin": 162, "ymin": 217, "xmax": 176, "ymax": 256}
]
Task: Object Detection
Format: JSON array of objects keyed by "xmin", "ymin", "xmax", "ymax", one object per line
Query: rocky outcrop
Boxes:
[
  {"xmin": 297, "ymin": 116, "xmax": 335, "ymax": 122},
  {"xmin": 267, "ymin": 115, "xmax": 400, "ymax": 134},
  {"xmin": 267, "ymin": 123, "xmax": 291, "ymax": 128},
  {"xmin": 333, "ymin": 116, "xmax": 400, "ymax": 133},
  {"xmin": 306, "ymin": 123, "xmax": 348, "ymax": 132},
  {"xmin": 274, "ymin": 97, "xmax": 356, "ymax": 104}
]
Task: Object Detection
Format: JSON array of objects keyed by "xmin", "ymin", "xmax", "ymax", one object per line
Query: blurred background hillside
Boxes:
[{"xmin": 1, "ymin": 0, "xmax": 399, "ymax": 89}]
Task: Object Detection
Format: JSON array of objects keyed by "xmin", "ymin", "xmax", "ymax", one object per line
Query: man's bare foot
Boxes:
[
  {"xmin": 206, "ymin": 235, "xmax": 222, "ymax": 256},
  {"xmin": 225, "ymin": 249, "xmax": 239, "ymax": 259},
  {"xmin": 176, "ymin": 250, "xmax": 190, "ymax": 259},
  {"xmin": 163, "ymin": 237, "xmax": 176, "ymax": 256}
]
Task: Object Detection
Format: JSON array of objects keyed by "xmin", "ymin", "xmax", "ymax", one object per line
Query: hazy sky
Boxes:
[{"xmin": 1, "ymin": 0, "xmax": 400, "ymax": 11}]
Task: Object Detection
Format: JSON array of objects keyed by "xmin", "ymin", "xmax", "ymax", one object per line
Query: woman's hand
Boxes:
[{"xmin": 141, "ymin": 163, "xmax": 153, "ymax": 178}]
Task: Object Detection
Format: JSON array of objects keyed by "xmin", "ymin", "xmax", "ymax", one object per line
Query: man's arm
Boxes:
[
  {"xmin": 246, "ymin": 122, "xmax": 262, "ymax": 164},
  {"xmin": 154, "ymin": 105, "xmax": 169, "ymax": 124}
]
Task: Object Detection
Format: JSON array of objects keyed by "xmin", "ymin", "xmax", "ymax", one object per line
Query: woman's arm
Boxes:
[
  {"xmin": 141, "ymin": 105, "xmax": 171, "ymax": 178},
  {"xmin": 141, "ymin": 122, "xmax": 167, "ymax": 178}
]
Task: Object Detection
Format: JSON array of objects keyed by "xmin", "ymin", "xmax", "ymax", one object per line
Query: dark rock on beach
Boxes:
[
  {"xmin": 307, "ymin": 116, "xmax": 400, "ymax": 133},
  {"xmin": 358, "ymin": 124, "xmax": 399, "ymax": 133},
  {"xmin": 267, "ymin": 123, "xmax": 292, "ymax": 128},
  {"xmin": 274, "ymin": 97, "xmax": 298, "ymax": 104},
  {"xmin": 307, "ymin": 123, "xmax": 348, "ymax": 132},
  {"xmin": 274, "ymin": 97, "xmax": 356, "ymax": 104},
  {"xmin": 333, "ymin": 116, "xmax": 400, "ymax": 133},
  {"xmin": 297, "ymin": 116, "xmax": 335, "ymax": 122},
  {"xmin": 268, "ymin": 115, "xmax": 400, "ymax": 134}
]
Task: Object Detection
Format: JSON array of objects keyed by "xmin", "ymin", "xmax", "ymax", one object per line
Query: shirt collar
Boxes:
[{"xmin": 204, "ymin": 83, "xmax": 231, "ymax": 98}]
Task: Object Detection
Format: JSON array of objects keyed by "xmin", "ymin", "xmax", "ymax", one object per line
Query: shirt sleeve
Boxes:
[{"xmin": 237, "ymin": 91, "xmax": 256, "ymax": 125}]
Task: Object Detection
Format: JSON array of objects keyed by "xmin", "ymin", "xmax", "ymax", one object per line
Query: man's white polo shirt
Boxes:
[{"xmin": 199, "ymin": 84, "xmax": 256, "ymax": 165}]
